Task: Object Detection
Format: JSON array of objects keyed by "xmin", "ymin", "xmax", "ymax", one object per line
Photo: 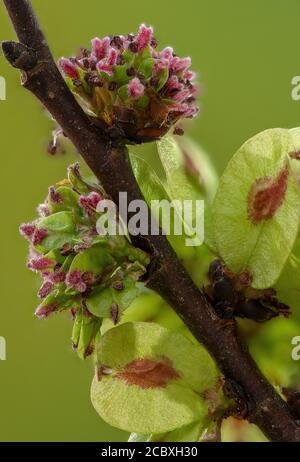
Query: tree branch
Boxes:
[{"xmin": 2, "ymin": 0, "xmax": 300, "ymax": 442}]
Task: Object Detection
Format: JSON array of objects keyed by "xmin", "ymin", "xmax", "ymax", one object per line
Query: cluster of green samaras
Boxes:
[
  {"xmin": 20, "ymin": 163, "xmax": 150, "ymax": 359},
  {"xmin": 58, "ymin": 24, "xmax": 199, "ymax": 144}
]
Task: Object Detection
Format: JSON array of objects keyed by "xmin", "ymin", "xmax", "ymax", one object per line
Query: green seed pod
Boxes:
[
  {"xmin": 77, "ymin": 310, "xmax": 102, "ymax": 359},
  {"xmin": 72, "ymin": 308, "xmax": 83, "ymax": 350}
]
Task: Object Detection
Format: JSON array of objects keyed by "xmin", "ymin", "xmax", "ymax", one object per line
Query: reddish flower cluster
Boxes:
[
  {"xmin": 58, "ymin": 24, "xmax": 199, "ymax": 144},
  {"xmin": 19, "ymin": 164, "xmax": 150, "ymax": 358}
]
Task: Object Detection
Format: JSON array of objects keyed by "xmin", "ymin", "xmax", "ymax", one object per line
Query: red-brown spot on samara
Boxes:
[
  {"xmin": 247, "ymin": 167, "xmax": 289, "ymax": 224},
  {"xmin": 115, "ymin": 357, "xmax": 181, "ymax": 389}
]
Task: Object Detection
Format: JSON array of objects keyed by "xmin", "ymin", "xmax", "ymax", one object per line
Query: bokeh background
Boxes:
[{"xmin": 1, "ymin": 0, "xmax": 300, "ymax": 442}]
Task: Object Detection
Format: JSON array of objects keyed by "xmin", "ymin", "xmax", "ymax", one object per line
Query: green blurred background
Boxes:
[{"xmin": 1, "ymin": 0, "xmax": 300, "ymax": 442}]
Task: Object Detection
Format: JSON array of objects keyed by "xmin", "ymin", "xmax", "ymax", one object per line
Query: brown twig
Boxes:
[{"xmin": 2, "ymin": 0, "xmax": 300, "ymax": 442}]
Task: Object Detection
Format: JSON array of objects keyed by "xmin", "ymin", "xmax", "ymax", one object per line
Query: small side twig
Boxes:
[{"xmin": 2, "ymin": 40, "xmax": 37, "ymax": 70}]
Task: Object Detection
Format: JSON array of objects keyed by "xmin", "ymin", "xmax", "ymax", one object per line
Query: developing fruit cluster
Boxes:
[
  {"xmin": 20, "ymin": 164, "xmax": 150, "ymax": 358},
  {"xmin": 58, "ymin": 24, "xmax": 199, "ymax": 144}
]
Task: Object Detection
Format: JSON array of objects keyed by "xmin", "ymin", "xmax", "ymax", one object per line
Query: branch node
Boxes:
[{"xmin": 2, "ymin": 40, "xmax": 38, "ymax": 71}]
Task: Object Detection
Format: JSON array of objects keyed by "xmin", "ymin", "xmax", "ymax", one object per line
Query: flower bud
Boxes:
[
  {"xmin": 49, "ymin": 269, "xmax": 66, "ymax": 284},
  {"xmin": 37, "ymin": 203, "xmax": 50, "ymax": 217},
  {"xmin": 91, "ymin": 37, "xmax": 110, "ymax": 60},
  {"xmin": 20, "ymin": 223, "xmax": 36, "ymax": 239},
  {"xmin": 38, "ymin": 281, "xmax": 55, "ymax": 299},
  {"xmin": 161, "ymin": 47, "xmax": 174, "ymax": 60},
  {"xmin": 28, "ymin": 257, "xmax": 55, "ymax": 272},
  {"xmin": 48, "ymin": 186, "xmax": 63, "ymax": 204},
  {"xmin": 35, "ymin": 302, "xmax": 59, "ymax": 319},
  {"xmin": 66, "ymin": 270, "xmax": 88, "ymax": 293},
  {"xmin": 79, "ymin": 191, "xmax": 102, "ymax": 214},
  {"xmin": 59, "ymin": 58, "xmax": 80, "ymax": 80},
  {"xmin": 96, "ymin": 61, "xmax": 113, "ymax": 77},
  {"xmin": 136, "ymin": 24, "xmax": 153, "ymax": 51},
  {"xmin": 127, "ymin": 78, "xmax": 145, "ymax": 100}
]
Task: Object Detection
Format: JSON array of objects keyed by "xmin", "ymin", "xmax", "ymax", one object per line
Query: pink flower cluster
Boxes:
[{"xmin": 58, "ymin": 24, "xmax": 199, "ymax": 142}]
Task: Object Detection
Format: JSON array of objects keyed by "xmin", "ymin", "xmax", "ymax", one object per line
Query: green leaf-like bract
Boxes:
[
  {"xmin": 157, "ymin": 134, "xmax": 218, "ymax": 252},
  {"xmin": 212, "ymin": 128, "xmax": 300, "ymax": 289},
  {"xmin": 91, "ymin": 322, "xmax": 218, "ymax": 434},
  {"xmin": 157, "ymin": 135, "xmax": 218, "ymax": 203},
  {"xmin": 130, "ymin": 152, "xmax": 192, "ymax": 258},
  {"xmin": 87, "ymin": 271, "xmax": 144, "ymax": 318}
]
